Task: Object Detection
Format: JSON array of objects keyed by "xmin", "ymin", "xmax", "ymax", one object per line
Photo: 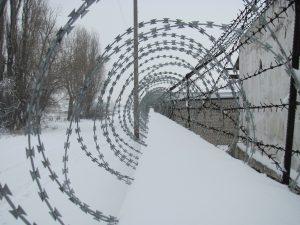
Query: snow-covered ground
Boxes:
[
  {"xmin": 118, "ymin": 112, "xmax": 300, "ymax": 225},
  {"xmin": 1, "ymin": 111, "xmax": 300, "ymax": 225},
  {"xmin": 237, "ymin": 142, "xmax": 300, "ymax": 185},
  {"xmin": 0, "ymin": 120, "xmax": 134, "ymax": 225}
]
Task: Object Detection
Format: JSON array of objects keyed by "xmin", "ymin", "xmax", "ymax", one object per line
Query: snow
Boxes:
[
  {"xmin": 0, "ymin": 120, "xmax": 133, "ymax": 225},
  {"xmin": 237, "ymin": 142, "xmax": 281, "ymax": 173},
  {"xmin": 216, "ymin": 145, "xmax": 229, "ymax": 152},
  {"xmin": 237, "ymin": 142, "xmax": 300, "ymax": 186},
  {"xmin": 118, "ymin": 111, "xmax": 300, "ymax": 225},
  {"xmin": 1, "ymin": 111, "xmax": 300, "ymax": 225},
  {"xmin": 0, "ymin": 78, "xmax": 15, "ymax": 93}
]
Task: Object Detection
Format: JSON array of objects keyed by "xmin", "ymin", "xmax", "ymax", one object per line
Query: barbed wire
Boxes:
[
  {"xmin": 169, "ymin": 104, "xmax": 300, "ymax": 155},
  {"xmin": 1, "ymin": 0, "xmax": 300, "ymax": 224},
  {"xmin": 169, "ymin": 110, "xmax": 295, "ymax": 174},
  {"xmin": 172, "ymin": 100, "xmax": 293, "ymax": 112}
]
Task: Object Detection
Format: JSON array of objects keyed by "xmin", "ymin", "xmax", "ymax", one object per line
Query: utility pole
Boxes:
[
  {"xmin": 282, "ymin": 0, "xmax": 300, "ymax": 185},
  {"xmin": 133, "ymin": 0, "xmax": 139, "ymax": 139}
]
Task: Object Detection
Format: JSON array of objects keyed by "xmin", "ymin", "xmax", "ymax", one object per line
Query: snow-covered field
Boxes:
[
  {"xmin": 0, "ymin": 120, "xmax": 133, "ymax": 225},
  {"xmin": 1, "ymin": 111, "xmax": 300, "ymax": 225}
]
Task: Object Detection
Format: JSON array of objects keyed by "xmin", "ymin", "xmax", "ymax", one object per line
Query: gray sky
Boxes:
[
  {"xmin": 50, "ymin": 0, "xmax": 245, "ymax": 48},
  {"xmin": 49, "ymin": 0, "xmax": 245, "ymax": 101}
]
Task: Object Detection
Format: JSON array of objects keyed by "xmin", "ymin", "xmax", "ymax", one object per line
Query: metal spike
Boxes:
[{"xmin": 10, "ymin": 206, "xmax": 26, "ymax": 219}]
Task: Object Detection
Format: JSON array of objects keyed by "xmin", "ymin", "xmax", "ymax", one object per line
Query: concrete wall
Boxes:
[
  {"xmin": 170, "ymin": 97, "xmax": 239, "ymax": 145},
  {"xmin": 239, "ymin": 0, "xmax": 300, "ymax": 170}
]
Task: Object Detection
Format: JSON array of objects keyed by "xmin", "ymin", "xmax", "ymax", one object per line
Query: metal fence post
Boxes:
[
  {"xmin": 282, "ymin": 0, "xmax": 300, "ymax": 185},
  {"xmin": 133, "ymin": 0, "xmax": 139, "ymax": 140},
  {"xmin": 186, "ymin": 80, "xmax": 191, "ymax": 128}
]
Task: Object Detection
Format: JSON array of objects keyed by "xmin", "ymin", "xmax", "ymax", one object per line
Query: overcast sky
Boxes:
[
  {"xmin": 48, "ymin": 0, "xmax": 245, "ymax": 101},
  {"xmin": 49, "ymin": 0, "xmax": 245, "ymax": 48}
]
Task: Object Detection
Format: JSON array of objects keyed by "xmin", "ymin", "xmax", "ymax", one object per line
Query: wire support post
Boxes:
[
  {"xmin": 186, "ymin": 79, "xmax": 191, "ymax": 128},
  {"xmin": 282, "ymin": 0, "xmax": 300, "ymax": 185},
  {"xmin": 133, "ymin": 0, "xmax": 140, "ymax": 140}
]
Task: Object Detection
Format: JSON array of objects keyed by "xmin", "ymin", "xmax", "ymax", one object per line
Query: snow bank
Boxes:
[
  {"xmin": 119, "ymin": 111, "xmax": 300, "ymax": 225},
  {"xmin": 1, "ymin": 112, "xmax": 299, "ymax": 225},
  {"xmin": 0, "ymin": 120, "xmax": 133, "ymax": 225}
]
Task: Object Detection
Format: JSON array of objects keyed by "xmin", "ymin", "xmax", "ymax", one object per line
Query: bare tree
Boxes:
[
  {"xmin": 0, "ymin": 0, "xmax": 59, "ymax": 130},
  {"xmin": 1, "ymin": 1, "xmax": 104, "ymax": 130},
  {"xmin": 58, "ymin": 27, "xmax": 104, "ymax": 120},
  {"xmin": 83, "ymin": 32, "xmax": 104, "ymax": 118},
  {"xmin": 0, "ymin": 7, "xmax": 6, "ymax": 81},
  {"xmin": 6, "ymin": 0, "xmax": 22, "ymax": 79},
  {"xmin": 0, "ymin": 0, "xmax": 7, "ymax": 80}
]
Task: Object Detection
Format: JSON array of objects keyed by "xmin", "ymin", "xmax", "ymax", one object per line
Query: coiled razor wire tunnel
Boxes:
[{"xmin": 1, "ymin": 0, "xmax": 300, "ymax": 224}]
